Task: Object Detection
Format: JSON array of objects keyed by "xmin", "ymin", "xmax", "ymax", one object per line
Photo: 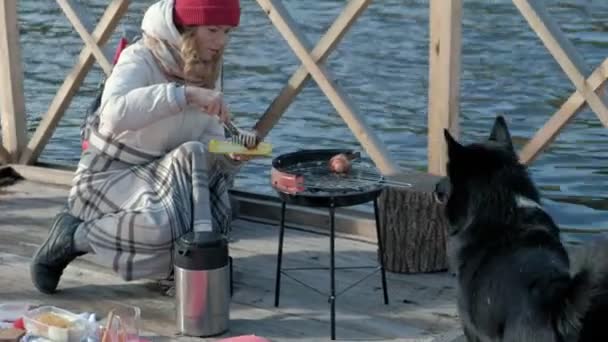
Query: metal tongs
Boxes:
[{"xmin": 223, "ymin": 120, "xmax": 261, "ymax": 149}]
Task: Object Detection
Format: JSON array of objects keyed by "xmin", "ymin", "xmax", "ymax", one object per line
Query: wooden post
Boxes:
[
  {"xmin": 19, "ymin": 0, "xmax": 128, "ymax": 165},
  {"xmin": 427, "ymin": 0, "xmax": 462, "ymax": 176},
  {"xmin": 513, "ymin": 0, "xmax": 608, "ymax": 127},
  {"xmin": 253, "ymin": 0, "xmax": 371, "ymax": 139},
  {"xmin": 255, "ymin": 0, "xmax": 400, "ymax": 175},
  {"xmin": 520, "ymin": 58, "xmax": 608, "ymax": 165},
  {"xmin": 0, "ymin": 145, "xmax": 10, "ymax": 164},
  {"xmin": 0, "ymin": 0, "xmax": 27, "ymax": 162}
]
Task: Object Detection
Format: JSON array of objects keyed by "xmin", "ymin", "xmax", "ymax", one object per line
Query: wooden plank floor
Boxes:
[{"xmin": 0, "ymin": 180, "xmax": 464, "ymax": 341}]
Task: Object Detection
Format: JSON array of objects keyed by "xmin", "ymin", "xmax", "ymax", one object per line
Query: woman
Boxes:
[{"xmin": 31, "ymin": 0, "xmax": 247, "ymax": 294}]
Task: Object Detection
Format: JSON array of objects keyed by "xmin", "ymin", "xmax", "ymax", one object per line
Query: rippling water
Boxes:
[{"xmin": 13, "ymin": 0, "xmax": 608, "ymax": 236}]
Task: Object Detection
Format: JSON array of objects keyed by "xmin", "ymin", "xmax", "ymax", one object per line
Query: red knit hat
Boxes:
[{"xmin": 173, "ymin": 0, "xmax": 240, "ymax": 27}]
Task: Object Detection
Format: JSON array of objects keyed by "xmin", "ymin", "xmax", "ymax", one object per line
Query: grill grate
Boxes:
[{"xmin": 280, "ymin": 160, "xmax": 384, "ymax": 195}]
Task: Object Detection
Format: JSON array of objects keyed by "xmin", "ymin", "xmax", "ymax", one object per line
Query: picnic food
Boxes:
[
  {"xmin": 328, "ymin": 153, "xmax": 352, "ymax": 174},
  {"xmin": 23, "ymin": 306, "xmax": 88, "ymax": 342},
  {"xmin": 35, "ymin": 312, "xmax": 71, "ymax": 329}
]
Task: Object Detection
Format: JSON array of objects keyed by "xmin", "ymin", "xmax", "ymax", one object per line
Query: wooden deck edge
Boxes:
[
  {"xmin": 3, "ymin": 164, "xmax": 607, "ymax": 239},
  {"xmin": 2, "ymin": 163, "xmax": 379, "ymax": 241},
  {"xmin": 7, "ymin": 163, "xmax": 74, "ymax": 187}
]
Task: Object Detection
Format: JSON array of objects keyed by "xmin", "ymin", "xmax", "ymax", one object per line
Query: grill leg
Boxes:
[
  {"xmin": 229, "ymin": 256, "xmax": 233, "ymax": 297},
  {"xmin": 274, "ymin": 201, "xmax": 287, "ymax": 307},
  {"xmin": 374, "ymin": 198, "xmax": 389, "ymax": 305},
  {"xmin": 329, "ymin": 204, "xmax": 336, "ymax": 340}
]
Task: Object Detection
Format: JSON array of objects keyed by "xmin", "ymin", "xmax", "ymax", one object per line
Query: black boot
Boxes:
[{"xmin": 30, "ymin": 212, "xmax": 86, "ymax": 294}]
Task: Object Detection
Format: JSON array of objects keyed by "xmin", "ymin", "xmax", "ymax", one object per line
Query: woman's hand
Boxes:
[
  {"xmin": 229, "ymin": 153, "xmax": 254, "ymax": 162},
  {"xmin": 185, "ymin": 86, "xmax": 231, "ymax": 123}
]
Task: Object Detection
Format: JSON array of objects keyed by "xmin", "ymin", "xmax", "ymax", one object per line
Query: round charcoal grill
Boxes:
[
  {"xmin": 270, "ymin": 149, "xmax": 386, "ymax": 207},
  {"xmin": 270, "ymin": 149, "xmax": 391, "ymax": 340}
]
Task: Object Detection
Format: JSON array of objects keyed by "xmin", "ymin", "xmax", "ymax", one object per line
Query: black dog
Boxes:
[{"xmin": 434, "ymin": 116, "xmax": 608, "ymax": 342}]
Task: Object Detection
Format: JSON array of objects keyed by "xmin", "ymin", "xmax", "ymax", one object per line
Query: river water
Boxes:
[{"xmin": 14, "ymin": 0, "xmax": 608, "ymax": 236}]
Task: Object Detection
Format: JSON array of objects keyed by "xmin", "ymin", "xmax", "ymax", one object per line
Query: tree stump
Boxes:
[{"xmin": 377, "ymin": 172, "xmax": 449, "ymax": 273}]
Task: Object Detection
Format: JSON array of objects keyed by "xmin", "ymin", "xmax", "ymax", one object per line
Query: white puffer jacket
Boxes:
[{"xmin": 93, "ymin": 0, "xmax": 227, "ymax": 158}]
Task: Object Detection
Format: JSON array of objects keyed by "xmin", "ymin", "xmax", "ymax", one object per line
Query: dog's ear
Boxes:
[
  {"xmin": 444, "ymin": 129, "xmax": 464, "ymax": 160},
  {"xmin": 489, "ymin": 115, "xmax": 514, "ymax": 151}
]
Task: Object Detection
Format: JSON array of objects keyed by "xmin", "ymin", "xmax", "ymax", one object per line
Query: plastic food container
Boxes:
[
  {"xmin": 100, "ymin": 303, "xmax": 141, "ymax": 342},
  {"xmin": 23, "ymin": 306, "xmax": 88, "ymax": 342}
]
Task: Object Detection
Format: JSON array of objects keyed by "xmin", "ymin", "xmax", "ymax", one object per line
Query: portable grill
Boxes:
[
  {"xmin": 270, "ymin": 148, "xmax": 386, "ymax": 207},
  {"xmin": 270, "ymin": 148, "xmax": 389, "ymax": 340}
]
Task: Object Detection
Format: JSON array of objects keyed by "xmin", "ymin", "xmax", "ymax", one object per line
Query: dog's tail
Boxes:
[
  {"xmin": 553, "ymin": 238, "xmax": 608, "ymax": 340},
  {"xmin": 571, "ymin": 238, "xmax": 608, "ymax": 341},
  {"xmin": 554, "ymin": 267, "xmax": 593, "ymax": 340}
]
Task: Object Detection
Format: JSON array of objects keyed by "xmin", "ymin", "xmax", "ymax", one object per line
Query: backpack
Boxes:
[{"xmin": 80, "ymin": 36, "xmax": 132, "ymax": 150}]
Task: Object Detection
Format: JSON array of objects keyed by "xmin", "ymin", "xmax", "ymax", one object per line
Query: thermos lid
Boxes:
[{"xmin": 174, "ymin": 231, "xmax": 229, "ymax": 270}]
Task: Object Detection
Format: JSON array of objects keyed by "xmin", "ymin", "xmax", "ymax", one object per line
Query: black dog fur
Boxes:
[{"xmin": 435, "ymin": 116, "xmax": 608, "ymax": 342}]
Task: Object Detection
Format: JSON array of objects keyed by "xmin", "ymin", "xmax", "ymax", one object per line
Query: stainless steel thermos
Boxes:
[{"xmin": 175, "ymin": 231, "xmax": 230, "ymax": 337}]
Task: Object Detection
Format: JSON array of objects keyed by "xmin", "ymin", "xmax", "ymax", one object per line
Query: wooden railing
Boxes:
[
  {"xmin": 0, "ymin": 0, "xmax": 606, "ymax": 178},
  {"xmin": 512, "ymin": 0, "xmax": 608, "ymax": 165},
  {"xmin": 0, "ymin": 0, "xmax": 27, "ymax": 164},
  {"xmin": 253, "ymin": 0, "xmax": 400, "ymax": 175},
  {"xmin": 1, "ymin": 0, "xmax": 128, "ymax": 165},
  {"xmin": 19, "ymin": 0, "xmax": 128, "ymax": 165},
  {"xmin": 427, "ymin": 0, "xmax": 608, "ymax": 173}
]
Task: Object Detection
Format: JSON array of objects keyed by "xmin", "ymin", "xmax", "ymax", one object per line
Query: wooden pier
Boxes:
[
  {"xmin": 1, "ymin": 0, "xmax": 607, "ymax": 341},
  {"xmin": 0, "ymin": 175, "xmax": 464, "ymax": 341}
]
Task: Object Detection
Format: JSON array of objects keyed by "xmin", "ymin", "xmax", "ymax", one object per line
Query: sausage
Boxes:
[{"xmin": 329, "ymin": 153, "xmax": 352, "ymax": 173}]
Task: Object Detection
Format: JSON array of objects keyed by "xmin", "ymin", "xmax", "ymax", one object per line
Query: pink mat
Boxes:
[{"xmin": 217, "ymin": 336, "xmax": 270, "ymax": 342}]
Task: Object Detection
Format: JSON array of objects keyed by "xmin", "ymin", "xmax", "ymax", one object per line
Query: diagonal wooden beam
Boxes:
[
  {"xmin": 61, "ymin": 0, "xmax": 114, "ymax": 62},
  {"xmin": 57, "ymin": 0, "xmax": 113, "ymax": 75},
  {"xmin": 513, "ymin": 0, "xmax": 608, "ymax": 127},
  {"xmin": 253, "ymin": 0, "xmax": 371, "ymax": 139},
  {"xmin": 0, "ymin": 0, "xmax": 27, "ymax": 162},
  {"xmin": 0, "ymin": 145, "xmax": 10, "ymax": 165},
  {"xmin": 19, "ymin": 0, "xmax": 128, "ymax": 165},
  {"xmin": 519, "ymin": 58, "xmax": 608, "ymax": 165},
  {"xmin": 255, "ymin": 0, "xmax": 400, "ymax": 175}
]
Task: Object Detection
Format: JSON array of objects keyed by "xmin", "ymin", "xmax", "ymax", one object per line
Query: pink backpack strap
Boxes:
[{"xmin": 113, "ymin": 37, "xmax": 129, "ymax": 65}]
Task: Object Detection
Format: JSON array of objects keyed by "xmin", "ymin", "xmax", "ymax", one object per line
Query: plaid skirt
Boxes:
[{"xmin": 66, "ymin": 132, "xmax": 237, "ymax": 281}]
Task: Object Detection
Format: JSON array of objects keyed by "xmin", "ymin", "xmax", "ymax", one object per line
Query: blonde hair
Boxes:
[{"xmin": 179, "ymin": 27, "xmax": 222, "ymax": 89}]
